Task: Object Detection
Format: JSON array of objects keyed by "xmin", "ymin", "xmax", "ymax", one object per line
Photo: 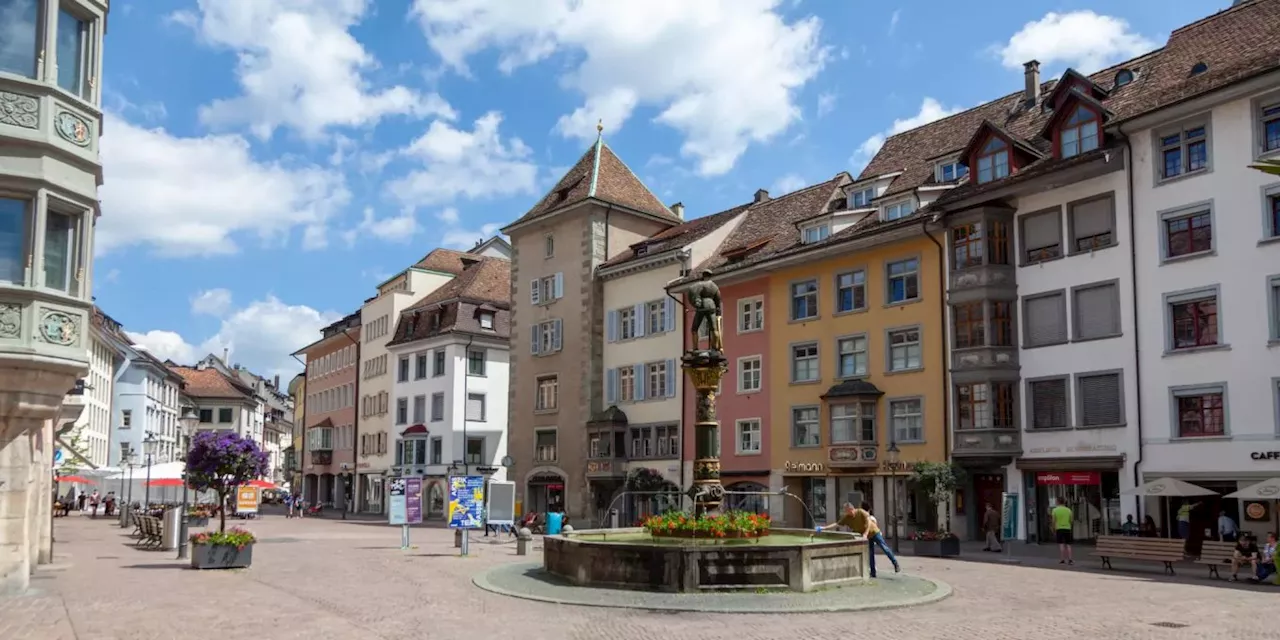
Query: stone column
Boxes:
[{"xmin": 681, "ymin": 351, "xmax": 727, "ymax": 516}]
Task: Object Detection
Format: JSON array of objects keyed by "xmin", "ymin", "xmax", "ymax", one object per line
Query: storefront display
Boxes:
[
  {"xmin": 802, "ymin": 477, "xmax": 827, "ymax": 527},
  {"xmin": 1031, "ymin": 471, "xmax": 1120, "ymax": 543}
]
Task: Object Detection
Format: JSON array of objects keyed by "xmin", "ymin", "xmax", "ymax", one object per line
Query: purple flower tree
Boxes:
[{"xmin": 186, "ymin": 431, "xmax": 268, "ymax": 533}]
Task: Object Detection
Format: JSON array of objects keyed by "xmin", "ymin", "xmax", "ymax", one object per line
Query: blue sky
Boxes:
[{"xmin": 101, "ymin": 0, "xmax": 1223, "ymax": 376}]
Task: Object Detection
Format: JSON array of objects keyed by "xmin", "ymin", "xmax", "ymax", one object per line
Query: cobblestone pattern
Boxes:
[{"xmin": 1, "ymin": 515, "xmax": 1275, "ymax": 639}]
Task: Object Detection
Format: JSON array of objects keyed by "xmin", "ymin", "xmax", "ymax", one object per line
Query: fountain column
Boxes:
[{"xmin": 680, "ymin": 278, "xmax": 728, "ymax": 516}]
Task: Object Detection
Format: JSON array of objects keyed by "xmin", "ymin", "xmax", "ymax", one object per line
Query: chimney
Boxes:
[
  {"xmin": 273, "ymin": 374, "xmax": 280, "ymax": 389},
  {"xmin": 1024, "ymin": 60, "xmax": 1041, "ymax": 106},
  {"xmin": 222, "ymin": 347, "xmax": 229, "ymax": 363},
  {"xmin": 670, "ymin": 202, "xmax": 685, "ymax": 219},
  {"xmin": 754, "ymin": 189, "xmax": 770, "ymax": 203}
]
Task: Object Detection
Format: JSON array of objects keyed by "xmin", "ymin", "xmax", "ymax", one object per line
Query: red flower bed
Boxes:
[{"xmin": 641, "ymin": 511, "xmax": 771, "ymax": 539}]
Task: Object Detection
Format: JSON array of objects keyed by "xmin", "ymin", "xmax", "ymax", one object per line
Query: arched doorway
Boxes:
[
  {"xmin": 526, "ymin": 472, "xmax": 566, "ymax": 515},
  {"xmin": 725, "ymin": 482, "xmax": 770, "ymax": 514}
]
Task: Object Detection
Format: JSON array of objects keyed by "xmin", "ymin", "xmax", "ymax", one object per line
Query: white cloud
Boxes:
[
  {"xmin": 341, "ymin": 206, "xmax": 419, "ymax": 245},
  {"xmin": 851, "ymin": 97, "xmax": 965, "ymax": 169},
  {"xmin": 433, "ymin": 208, "xmax": 503, "ymax": 250},
  {"xmin": 413, "ymin": 0, "xmax": 830, "ymax": 176},
  {"xmin": 128, "ymin": 295, "xmax": 342, "ymax": 377},
  {"xmin": 770, "ymin": 173, "xmax": 808, "ymax": 195},
  {"xmin": 997, "ymin": 11, "xmax": 1155, "ymax": 74},
  {"xmin": 177, "ymin": 0, "xmax": 455, "ymax": 140},
  {"xmin": 816, "ymin": 91, "xmax": 837, "ymax": 117},
  {"xmin": 191, "ymin": 288, "xmax": 234, "ymax": 317},
  {"xmin": 97, "ymin": 116, "xmax": 350, "ymax": 256},
  {"xmin": 387, "ymin": 111, "xmax": 539, "ymax": 208},
  {"xmin": 888, "ymin": 9, "xmax": 900, "ymax": 36}
]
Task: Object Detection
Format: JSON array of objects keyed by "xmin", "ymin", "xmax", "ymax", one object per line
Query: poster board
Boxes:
[
  {"xmin": 236, "ymin": 486, "xmax": 260, "ymax": 515},
  {"xmin": 389, "ymin": 477, "xmax": 423, "ymax": 526},
  {"xmin": 448, "ymin": 475, "xmax": 484, "ymax": 529},
  {"xmin": 487, "ymin": 481, "xmax": 515, "ymax": 526},
  {"xmin": 1000, "ymin": 492, "xmax": 1019, "ymax": 541}
]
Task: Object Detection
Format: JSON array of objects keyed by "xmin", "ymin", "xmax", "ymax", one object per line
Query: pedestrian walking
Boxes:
[
  {"xmin": 1050, "ymin": 496, "xmax": 1074, "ymax": 565},
  {"xmin": 983, "ymin": 502, "xmax": 1003, "ymax": 552},
  {"xmin": 104, "ymin": 492, "xmax": 116, "ymax": 517},
  {"xmin": 89, "ymin": 490, "xmax": 100, "ymax": 518}
]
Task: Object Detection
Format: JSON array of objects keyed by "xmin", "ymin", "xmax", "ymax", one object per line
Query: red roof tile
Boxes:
[{"xmin": 168, "ymin": 366, "xmax": 254, "ymax": 400}]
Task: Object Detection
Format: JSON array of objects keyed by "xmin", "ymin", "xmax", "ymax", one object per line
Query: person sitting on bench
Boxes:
[
  {"xmin": 1231, "ymin": 533, "xmax": 1262, "ymax": 581},
  {"xmin": 1257, "ymin": 532, "xmax": 1277, "ymax": 582}
]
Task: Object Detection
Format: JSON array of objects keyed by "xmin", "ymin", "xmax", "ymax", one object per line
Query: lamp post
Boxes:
[
  {"xmin": 121, "ymin": 449, "xmax": 135, "ymax": 528},
  {"xmin": 886, "ymin": 441, "xmax": 901, "ymax": 553},
  {"xmin": 176, "ymin": 408, "xmax": 199, "ymax": 560},
  {"xmin": 142, "ymin": 431, "xmax": 159, "ymax": 509}
]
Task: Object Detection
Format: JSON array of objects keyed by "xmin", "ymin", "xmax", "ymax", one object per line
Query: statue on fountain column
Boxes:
[{"xmin": 686, "ymin": 279, "xmax": 723, "ymax": 353}]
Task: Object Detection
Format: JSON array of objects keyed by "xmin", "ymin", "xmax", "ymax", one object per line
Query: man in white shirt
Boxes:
[{"xmin": 1218, "ymin": 511, "xmax": 1239, "ymax": 542}]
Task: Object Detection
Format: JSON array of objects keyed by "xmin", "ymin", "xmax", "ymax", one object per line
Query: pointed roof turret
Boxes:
[{"xmin": 502, "ymin": 123, "xmax": 681, "ymax": 234}]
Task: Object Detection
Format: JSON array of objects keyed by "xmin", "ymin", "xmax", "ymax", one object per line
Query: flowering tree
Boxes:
[{"xmin": 186, "ymin": 431, "xmax": 268, "ymax": 533}]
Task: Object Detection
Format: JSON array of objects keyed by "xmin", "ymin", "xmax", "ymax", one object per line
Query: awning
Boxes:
[
  {"xmin": 1121, "ymin": 477, "xmax": 1217, "ymax": 497},
  {"xmin": 1225, "ymin": 478, "xmax": 1280, "ymax": 500}
]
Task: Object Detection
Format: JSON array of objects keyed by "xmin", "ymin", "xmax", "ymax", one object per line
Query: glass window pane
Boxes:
[
  {"xmin": 43, "ymin": 211, "xmax": 75, "ymax": 292},
  {"xmin": 56, "ymin": 9, "xmax": 87, "ymax": 96},
  {"xmin": 0, "ymin": 0, "xmax": 40, "ymax": 78},
  {"xmin": 0, "ymin": 198, "xmax": 28, "ymax": 284}
]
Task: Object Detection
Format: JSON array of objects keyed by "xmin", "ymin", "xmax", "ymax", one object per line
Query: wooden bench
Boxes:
[
  {"xmin": 1092, "ymin": 535, "xmax": 1184, "ymax": 575},
  {"xmin": 134, "ymin": 516, "xmax": 163, "ymax": 549},
  {"xmin": 1196, "ymin": 540, "xmax": 1248, "ymax": 579}
]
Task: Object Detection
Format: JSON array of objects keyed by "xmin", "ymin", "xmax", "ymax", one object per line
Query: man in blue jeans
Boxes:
[{"xmin": 818, "ymin": 501, "xmax": 900, "ymax": 577}]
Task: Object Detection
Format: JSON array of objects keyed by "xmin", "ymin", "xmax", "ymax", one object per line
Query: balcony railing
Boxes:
[
  {"xmin": 310, "ymin": 450, "xmax": 333, "ymax": 466},
  {"xmin": 951, "ymin": 428, "xmax": 1022, "ymax": 458},
  {"xmin": 535, "ymin": 445, "xmax": 557, "ymax": 463}
]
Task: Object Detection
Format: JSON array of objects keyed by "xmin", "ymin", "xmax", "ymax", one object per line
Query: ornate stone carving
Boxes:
[
  {"xmin": 54, "ymin": 111, "xmax": 91, "ymax": 147},
  {"xmin": 0, "ymin": 304, "xmax": 21, "ymax": 339},
  {"xmin": 0, "ymin": 91, "xmax": 39, "ymax": 129},
  {"xmin": 36, "ymin": 311, "xmax": 79, "ymax": 346}
]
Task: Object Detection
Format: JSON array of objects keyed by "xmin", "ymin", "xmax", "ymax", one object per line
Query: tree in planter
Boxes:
[
  {"xmin": 910, "ymin": 461, "xmax": 966, "ymax": 535},
  {"xmin": 186, "ymin": 431, "xmax": 268, "ymax": 533}
]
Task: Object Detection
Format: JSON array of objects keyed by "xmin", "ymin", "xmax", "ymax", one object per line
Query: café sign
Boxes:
[{"xmin": 1251, "ymin": 451, "xmax": 1280, "ymax": 461}]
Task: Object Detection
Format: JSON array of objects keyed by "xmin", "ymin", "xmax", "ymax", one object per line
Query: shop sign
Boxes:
[
  {"xmin": 784, "ymin": 461, "xmax": 824, "ymax": 473},
  {"xmin": 828, "ymin": 447, "xmax": 876, "ymax": 465},
  {"xmin": 1028, "ymin": 444, "xmax": 1118, "ymax": 455},
  {"xmin": 1035, "ymin": 471, "xmax": 1100, "ymax": 486},
  {"xmin": 1250, "ymin": 451, "xmax": 1280, "ymax": 461}
]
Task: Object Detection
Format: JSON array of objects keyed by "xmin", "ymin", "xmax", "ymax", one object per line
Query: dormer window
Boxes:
[
  {"xmin": 801, "ymin": 223, "xmax": 831, "ymax": 244},
  {"xmin": 1113, "ymin": 69, "xmax": 1135, "ymax": 88},
  {"xmin": 936, "ymin": 160, "xmax": 969, "ymax": 182},
  {"xmin": 883, "ymin": 199, "xmax": 916, "ymax": 222},
  {"xmin": 1060, "ymin": 105, "xmax": 1100, "ymax": 158},
  {"xmin": 976, "ymin": 138, "xmax": 1010, "ymax": 184},
  {"xmin": 849, "ymin": 187, "xmax": 875, "ymax": 208},
  {"xmin": 479, "ymin": 312, "xmax": 495, "ymax": 331}
]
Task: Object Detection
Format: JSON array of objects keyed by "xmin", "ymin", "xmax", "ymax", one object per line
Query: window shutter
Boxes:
[
  {"xmin": 530, "ymin": 279, "xmax": 541, "ymax": 305},
  {"xmin": 634, "ymin": 364, "xmax": 646, "ymax": 401},
  {"xmin": 1074, "ymin": 283, "xmax": 1120, "ymax": 339},
  {"xmin": 552, "ymin": 319, "xmax": 563, "ymax": 351},
  {"xmin": 554, "ymin": 272, "xmax": 564, "ymax": 299},
  {"xmin": 1022, "ymin": 211, "xmax": 1060, "ymax": 252},
  {"xmin": 395, "ymin": 440, "xmax": 404, "ymax": 466},
  {"xmin": 606, "ymin": 368, "xmax": 618, "ymax": 405},
  {"xmin": 634, "ymin": 304, "xmax": 646, "ymax": 338},
  {"xmin": 665, "ymin": 359, "xmax": 676, "ymax": 397},
  {"xmin": 606, "ymin": 310, "xmax": 618, "ymax": 342},
  {"xmin": 1030, "ymin": 379, "xmax": 1067, "ymax": 428},
  {"xmin": 1079, "ymin": 373, "xmax": 1122, "ymax": 426},
  {"xmin": 531, "ymin": 325, "xmax": 541, "ymax": 355},
  {"xmin": 1071, "ymin": 197, "xmax": 1113, "ymax": 243},
  {"xmin": 1025, "ymin": 293, "xmax": 1067, "ymax": 345},
  {"xmin": 663, "ymin": 297, "xmax": 675, "ymax": 332}
]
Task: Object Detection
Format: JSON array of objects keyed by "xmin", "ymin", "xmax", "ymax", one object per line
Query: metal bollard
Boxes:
[
  {"xmin": 516, "ymin": 527, "xmax": 532, "ymax": 556},
  {"xmin": 454, "ymin": 529, "xmax": 462, "ymax": 548}
]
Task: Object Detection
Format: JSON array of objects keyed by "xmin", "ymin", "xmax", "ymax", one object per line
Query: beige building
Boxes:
[
  {"xmin": 502, "ymin": 133, "xmax": 683, "ymax": 521},
  {"xmin": 355, "ymin": 243, "xmax": 509, "ymax": 514}
]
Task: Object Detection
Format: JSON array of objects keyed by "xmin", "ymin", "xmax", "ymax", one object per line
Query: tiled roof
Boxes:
[
  {"xmin": 599, "ymin": 202, "xmax": 751, "ymax": 269},
  {"xmin": 860, "ymin": 0, "xmax": 1280, "ymax": 201},
  {"xmin": 412, "ymin": 248, "xmax": 478, "ymax": 275},
  {"xmin": 503, "ymin": 138, "xmax": 681, "ymax": 231},
  {"xmin": 168, "ymin": 365, "xmax": 254, "ymax": 400},
  {"xmin": 387, "ymin": 257, "xmax": 511, "ymax": 347}
]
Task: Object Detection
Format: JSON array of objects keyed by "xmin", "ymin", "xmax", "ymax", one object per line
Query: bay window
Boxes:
[
  {"xmin": 0, "ymin": 0, "xmax": 40, "ymax": 79},
  {"xmin": 56, "ymin": 7, "xmax": 91, "ymax": 98},
  {"xmin": 0, "ymin": 198, "xmax": 30, "ymax": 285},
  {"xmin": 42, "ymin": 209, "xmax": 78, "ymax": 294}
]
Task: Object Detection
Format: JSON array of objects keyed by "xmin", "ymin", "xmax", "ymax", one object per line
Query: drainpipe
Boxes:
[
  {"xmin": 921, "ymin": 218, "xmax": 950, "ymax": 460},
  {"xmin": 1121, "ymin": 134, "xmax": 1146, "ymax": 519},
  {"xmin": 462, "ymin": 334, "xmax": 475, "ymax": 477}
]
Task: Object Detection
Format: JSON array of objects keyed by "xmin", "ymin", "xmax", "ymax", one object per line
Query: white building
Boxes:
[
  {"xmin": 60, "ymin": 308, "xmax": 125, "ymax": 470},
  {"xmin": 385, "ymin": 256, "xmax": 511, "ymax": 520},
  {"xmin": 356, "ymin": 242, "xmax": 509, "ymax": 514},
  {"xmin": 1126, "ymin": 0, "xmax": 1280, "ymax": 539}
]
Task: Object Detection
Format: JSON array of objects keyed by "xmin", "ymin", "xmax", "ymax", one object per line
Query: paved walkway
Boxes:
[{"xmin": 2, "ymin": 515, "xmax": 1276, "ymax": 639}]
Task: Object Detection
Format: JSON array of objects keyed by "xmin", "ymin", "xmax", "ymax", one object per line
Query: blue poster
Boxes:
[
  {"xmin": 448, "ymin": 475, "xmax": 485, "ymax": 529},
  {"xmin": 1000, "ymin": 492, "xmax": 1019, "ymax": 541}
]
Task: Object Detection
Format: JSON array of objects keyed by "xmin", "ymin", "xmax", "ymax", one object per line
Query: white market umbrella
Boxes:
[
  {"xmin": 1121, "ymin": 477, "xmax": 1217, "ymax": 497},
  {"xmin": 105, "ymin": 461, "xmax": 186, "ymax": 481},
  {"xmin": 1225, "ymin": 479, "xmax": 1280, "ymax": 500}
]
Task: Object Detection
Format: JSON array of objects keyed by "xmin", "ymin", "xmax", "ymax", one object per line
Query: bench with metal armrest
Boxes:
[{"xmin": 1091, "ymin": 535, "xmax": 1185, "ymax": 575}]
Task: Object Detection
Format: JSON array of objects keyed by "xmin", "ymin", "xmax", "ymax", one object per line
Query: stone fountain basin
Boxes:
[{"xmin": 543, "ymin": 527, "xmax": 870, "ymax": 593}]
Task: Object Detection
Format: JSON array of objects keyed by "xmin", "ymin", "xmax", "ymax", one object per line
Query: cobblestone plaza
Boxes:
[{"xmin": 1, "ymin": 515, "xmax": 1274, "ymax": 639}]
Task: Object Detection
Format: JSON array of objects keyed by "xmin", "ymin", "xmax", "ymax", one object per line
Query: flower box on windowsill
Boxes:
[{"xmin": 191, "ymin": 543, "xmax": 253, "ymax": 570}]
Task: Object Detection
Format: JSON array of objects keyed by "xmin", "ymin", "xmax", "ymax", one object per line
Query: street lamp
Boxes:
[
  {"xmin": 886, "ymin": 441, "xmax": 901, "ymax": 553},
  {"xmin": 121, "ymin": 448, "xmax": 135, "ymax": 528},
  {"xmin": 142, "ymin": 431, "xmax": 159, "ymax": 508},
  {"xmin": 176, "ymin": 408, "xmax": 199, "ymax": 560}
]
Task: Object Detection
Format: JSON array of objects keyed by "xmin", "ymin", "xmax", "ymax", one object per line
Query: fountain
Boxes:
[{"xmin": 542, "ymin": 279, "xmax": 871, "ymax": 593}]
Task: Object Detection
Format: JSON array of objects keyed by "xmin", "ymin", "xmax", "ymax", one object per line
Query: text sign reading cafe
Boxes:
[{"xmin": 1251, "ymin": 451, "xmax": 1280, "ymax": 461}]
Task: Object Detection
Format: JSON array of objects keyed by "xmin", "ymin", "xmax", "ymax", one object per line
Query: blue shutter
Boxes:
[
  {"xmin": 606, "ymin": 310, "xmax": 618, "ymax": 342},
  {"xmin": 554, "ymin": 272, "xmax": 564, "ymax": 299},
  {"xmin": 663, "ymin": 297, "xmax": 675, "ymax": 332},
  {"xmin": 530, "ymin": 279, "xmax": 541, "ymax": 305},
  {"xmin": 552, "ymin": 319, "xmax": 563, "ymax": 351},
  {"xmin": 634, "ymin": 303, "xmax": 646, "ymax": 338},
  {"xmin": 634, "ymin": 364, "xmax": 646, "ymax": 401},
  {"xmin": 665, "ymin": 359, "xmax": 677, "ymax": 397},
  {"xmin": 606, "ymin": 368, "xmax": 618, "ymax": 405},
  {"xmin": 530, "ymin": 325, "xmax": 540, "ymax": 355}
]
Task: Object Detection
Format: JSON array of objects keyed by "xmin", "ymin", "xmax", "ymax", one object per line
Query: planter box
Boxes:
[
  {"xmin": 187, "ymin": 516, "xmax": 209, "ymax": 528},
  {"xmin": 191, "ymin": 543, "xmax": 253, "ymax": 570},
  {"xmin": 911, "ymin": 537, "xmax": 961, "ymax": 557}
]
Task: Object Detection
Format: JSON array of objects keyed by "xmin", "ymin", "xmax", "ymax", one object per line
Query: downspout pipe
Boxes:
[
  {"xmin": 1121, "ymin": 134, "xmax": 1145, "ymax": 519},
  {"xmin": 463, "ymin": 334, "xmax": 475, "ymax": 477}
]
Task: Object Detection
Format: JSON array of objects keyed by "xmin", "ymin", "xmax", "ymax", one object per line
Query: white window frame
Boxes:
[
  {"xmin": 791, "ymin": 279, "xmax": 819, "ymax": 321},
  {"xmin": 1157, "ymin": 199, "xmax": 1215, "ymax": 262},
  {"xmin": 1256, "ymin": 93, "xmax": 1280, "ymax": 159},
  {"xmin": 849, "ymin": 186, "xmax": 875, "ymax": 208},
  {"xmin": 882, "ymin": 198, "xmax": 916, "ymax": 222},
  {"xmin": 791, "ymin": 406, "xmax": 821, "ymax": 447},
  {"xmin": 738, "ymin": 296, "xmax": 764, "ymax": 333},
  {"xmin": 890, "ymin": 397, "xmax": 924, "ymax": 443},
  {"xmin": 801, "ymin": 222, "xmax": 831, "ymax": 244},
  {"xmin": 618, "ymin": 307, "xmax": 636, "ymax": 340},
  {"xmin": 618, "ymin": 367, "xmax": 635, "ymax": 403},
  {"xmin": 535, "ymin": 375, "xmax": 559, "ymax": 412},
  {"xmin": 791, "ymin": 342, "xmax": 819, "ymax": 383},
  {"xmin": 1169, "ymin": 383, "xmax": 1230, "ymax": 439},
  {"xmin": 735, "ymin": 419, "xmax": 762, "ymax": 455},
  {"xmin": 886, "ymin": 326, "xmax": 922, "ymax": 372},
  {"xmin": 646, "ymin": 361, "xmax": 668, "ymax": 398},
  {"xmin": 737, "ymin": 356, "xmax": 762, "ymax": 393},
  {"xmin": 935, "ymin": 159, "xmax": 968, "ymax": 182},
  {"xmin": 836, "ymin": 334, "xmax": 867, "ymax": 379},
  {"xmin": 1162, "ymin": 284, "xmax": 1225, "ymax": 354},
  {"xmin": 1155, "ymin": 118, "xmax": 1211, "ymax": 183}
]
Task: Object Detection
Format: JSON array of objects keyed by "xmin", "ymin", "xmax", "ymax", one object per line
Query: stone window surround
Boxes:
[
  {"xmin": 1161, "ymin": 283, "xmax": 1229, "ymax": 356},
  {"xmin": 789, "ymin": 277, "xmax": 820, "ymax": 322},
  {"xmin": 1260, "ymin": 182, "xmax": 1280, "ymax": 244},
  {"xmin": 736, "ymin": 354, "xmax": 762, "ymax": 394},
  {"xmin": 884, "ymin": 323, "xmax": 923, "ymax": 374},
  {"xmin": 790, "ymin": 404, "xmax": 821, "ymax": 448},
  {"xmin": 1250, "ymin": 89, "xmax": 1280, "ymax": 161},
  {"xmin": 1, "ymin": 0, "xmax": 106, "ymax": 109},
  {"xmin": 1073, "ymin": 368, "xmax": 1127, "ymax": 429},
  {"xmin": 1152, "ymin": 113, "xmax": 1214, "ymax": 187},
  {"xmin": 1017, "ymin": 205, "xmax": 1064, "ymax": 267},
  {"xmin": 834, "ymin": 332, "xmax": 868, "ymax": 380},
  {"xmin": 737, "ymin": 295, "xmax": 764, "ymax": 333},
  {"xmin": 833, "ymin": 267, "xmax": 868, "ymax": 315},
  {"xmin": 1168, "ymin": 382, "xmax": 1230, "ymax": 441},
  {"xmin": 789, "ymin": 340, "xmax": 820, "ymax": 384},
  {"xmin": 1070, "ymin": 279, "xmax": 1123, "ymax": 343},
  {"xmin": 1156, "ymin": 199, "xmax": 1217, "ymax": 263},
  {"xmin": 735, "ymin": 418, "xmax": 762, "ymax": 455},
  {"xmin": 0, "ymin": 187, "xmax": 93, "ymax": 297},
  {"xmin": 1064, "ymin": 191, "xmax": 1119, "ymax": 256},
  {"xmin": 1024, "ymin": 374, "xmax": 1071, "ymax": 431},
  {"xmin": 884, "ymin": 253, "xmax": 923, "ymax": 307},
  {"xmin": 886, "ymin": 395, "xmax": 926, "ymax": 444},
  {"xmin": 1268, "ymin": 274, "xmax": 1280, "ymax": 345}
]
